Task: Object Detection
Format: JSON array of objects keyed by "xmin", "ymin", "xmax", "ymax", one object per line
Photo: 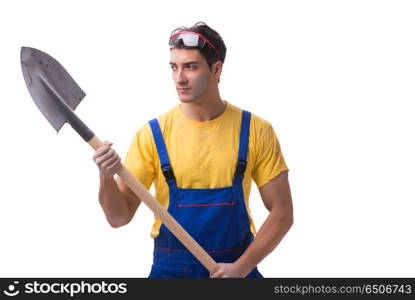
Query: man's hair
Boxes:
[{"xmin": 169, "ymin": 22, "xmax": 227, "ymax": 70}]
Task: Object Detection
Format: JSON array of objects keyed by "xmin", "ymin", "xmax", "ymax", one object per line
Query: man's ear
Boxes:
[{"xmin": 212, "ymin": 61, "xmax": 223, "ymax": 83}]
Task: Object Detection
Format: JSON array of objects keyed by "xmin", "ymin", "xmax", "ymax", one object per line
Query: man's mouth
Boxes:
[{"xmin": 178, "ymin": 88, "xmax": 191, "ymax": 93}]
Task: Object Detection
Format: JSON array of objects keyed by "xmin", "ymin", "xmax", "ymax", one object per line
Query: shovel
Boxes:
[{"xmin": 20, "ymin": 46, "xmax": 219, "ymax": 274}]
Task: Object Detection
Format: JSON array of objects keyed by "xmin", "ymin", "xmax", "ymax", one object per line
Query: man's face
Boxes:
[{"xmin": 169, "ymin": 48, "xmax": 214, "ymax": 103}]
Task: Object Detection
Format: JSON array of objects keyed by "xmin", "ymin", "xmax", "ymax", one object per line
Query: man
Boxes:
[{"xmin": 93, "ymin": 22, "xmax": 293, "ymax": 278}]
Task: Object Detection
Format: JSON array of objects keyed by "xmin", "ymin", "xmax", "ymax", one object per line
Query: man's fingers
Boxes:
[
  {"xmin": 95, "ymin": 149, "xmax": 116, "ymax": 165},
  {"xmin": 92, "ymin": 140, "xmax": 114, "ymax": 160},
  {"xmin": 101, "ymin": 154, "xmax": 118, "ymax": 168},
  {"xmin": 210, "ymin": 269, "xmax": 224, "ymax": 278},
  {"xmin": 103, "ymin": 141, "xmax": 113, "ymax": 147},
  {"xmin": 106, "ymin": 157, "xmax": 121, "ymax": 171},
  {"xmin": 92, "ymin": 140, "xmax": 119, "ymax": 176},
  {"xmin": 93, "ymin": 145, "xmax": 112, "ymax": 159}
]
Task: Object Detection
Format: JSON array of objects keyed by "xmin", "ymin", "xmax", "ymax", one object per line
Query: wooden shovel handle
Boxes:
[{"xmin": 88, "ymin": 135, "xmax": 219, "ymax": 274}]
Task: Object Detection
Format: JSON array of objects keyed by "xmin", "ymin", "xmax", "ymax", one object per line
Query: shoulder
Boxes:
[
  {"xmin": 228, "ymin": 102, "xmax": 272, "ymax": 130},
  {"xmin": 225, "ymin": 103, "xmax": 275, "ymax": 146},
  {"xmin": 248, "ymin": 113, "xmax": 275, "ymax": 159},
  {"xmin": 250, "ymin": 112, "xmax": 273, "ymax": 133}
]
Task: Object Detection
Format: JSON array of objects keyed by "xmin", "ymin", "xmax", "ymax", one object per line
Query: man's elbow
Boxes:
[
  {"xmin": 274, "ymin": 203, "xmax": 294, "ymax": 230},
  {"xmin": 107, "ymin": 217, "xmax": 130, "ymax": 228},
  {"xmin": 286, "ymin": 202, "xmax": 294, "ymax": 229},
  {"xmin": 287, "ymin": 212, "xmax": 294, "ymax": 229}
]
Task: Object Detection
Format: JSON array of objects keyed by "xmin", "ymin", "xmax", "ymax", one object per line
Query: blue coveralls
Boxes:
[{"xmin": 148, "ymin": 110, "xmax": 263, "ymax": 278}]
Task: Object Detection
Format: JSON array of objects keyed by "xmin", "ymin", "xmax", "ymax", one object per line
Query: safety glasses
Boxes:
[{"xmin": 169, "ymin": 30, "xmax": 220, "ymax": 56}]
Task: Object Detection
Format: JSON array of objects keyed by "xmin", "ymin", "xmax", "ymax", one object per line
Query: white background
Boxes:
[{"xmin": 1, "ymin": 0, "xmax": 414, "ymax": 277}]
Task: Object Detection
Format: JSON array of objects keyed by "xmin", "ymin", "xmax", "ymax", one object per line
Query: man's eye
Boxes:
[{"xmin": 187, "ymin": 65, "xmax": 196, "ymax": 70}]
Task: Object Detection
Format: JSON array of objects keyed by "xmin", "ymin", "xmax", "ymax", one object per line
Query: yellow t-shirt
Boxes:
[{"xmin": 123, "ymin": 101, "xmax": 289, "ymax": 238}]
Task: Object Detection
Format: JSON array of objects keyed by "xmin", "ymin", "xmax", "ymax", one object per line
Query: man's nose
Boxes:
[{"xmin": 176, "ymin": 69, "xmax": 188, "ymax": 85}]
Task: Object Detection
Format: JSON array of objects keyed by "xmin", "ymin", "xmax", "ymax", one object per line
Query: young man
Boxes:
[{"xmin": 93, "ymin": 22, "xmax": 293, "ymax": 278}]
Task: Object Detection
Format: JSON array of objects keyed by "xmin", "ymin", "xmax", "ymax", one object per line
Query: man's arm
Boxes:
[
  {"xmin": 94, "ymin": 141, "xmax": 142, "ymax": 228},
  {"xmin": 98, "ymin": 175, "xmax": 142, "ymax": 228},
  {"xmin": 211, "ymin": 170, "xmax": 293, "ymax": 277}
]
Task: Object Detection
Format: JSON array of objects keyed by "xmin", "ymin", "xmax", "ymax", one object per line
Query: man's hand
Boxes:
[
  {"xmin": 92, "ymin": 140, "xmax": 122, "ymax": 177},
  {"xmin": 209, "ymin": 262, "xmax": 248, "ymax": 278}
]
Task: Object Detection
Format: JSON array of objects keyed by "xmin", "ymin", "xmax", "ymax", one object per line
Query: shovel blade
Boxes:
[{"xmin": 20, "ymin": 47, "xmax": 86, "ymax": 133}]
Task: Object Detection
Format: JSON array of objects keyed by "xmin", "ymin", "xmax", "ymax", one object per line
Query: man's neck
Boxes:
[{"xmin": 179, "ymin": 96, "xmax": 227, "ymax": 122}]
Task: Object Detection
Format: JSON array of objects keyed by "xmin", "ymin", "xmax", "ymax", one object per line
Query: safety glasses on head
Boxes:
[{"xmin": 169, "ymin": 30, "xmax": 220, "ymax": 56}]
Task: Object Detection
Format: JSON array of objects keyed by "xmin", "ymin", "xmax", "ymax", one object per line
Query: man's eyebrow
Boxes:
[{"xmin": 169, "ymin": 61, "xmax": 200, "ymax": 65}]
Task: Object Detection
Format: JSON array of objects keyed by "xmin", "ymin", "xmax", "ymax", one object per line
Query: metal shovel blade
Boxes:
[
  {"xmin": 21, "ymin": 47, "xmax": 86, "ymax": 133},
  {"xmin": 21, "ymin": 47, "xmax": 94, "ymax": 141}
]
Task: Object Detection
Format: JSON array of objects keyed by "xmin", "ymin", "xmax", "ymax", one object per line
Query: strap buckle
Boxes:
[
  {"xmin": 234, "ymin": 160, "xmax": 247, "ymax": 177},
  {"xmin": 161, "ymin": 165, "xmax": 176, "ymax": 181}
]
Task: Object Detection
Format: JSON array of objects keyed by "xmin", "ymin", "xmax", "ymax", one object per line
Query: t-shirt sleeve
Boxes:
[
  {"xmin": 123, "ymin": 124, "xmax": 155, "ymax": 190},
  {"xmin": 251, "ymin": 123, "xmax": 289, "ymax": 188}
]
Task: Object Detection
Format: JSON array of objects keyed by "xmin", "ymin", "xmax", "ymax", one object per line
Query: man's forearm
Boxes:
[
  {"xmin": 99, "ymin": 175, "xmax": 130, "ymax": 227},
  {"xmin": 235, "ymin": 207, "xmax": 293, "ymax": 276}
]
